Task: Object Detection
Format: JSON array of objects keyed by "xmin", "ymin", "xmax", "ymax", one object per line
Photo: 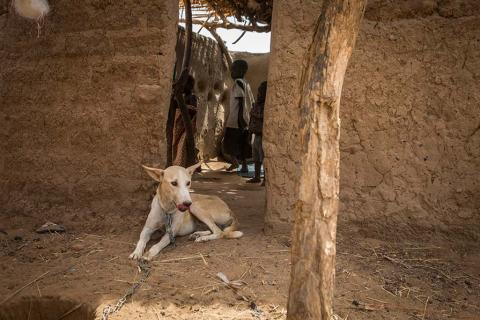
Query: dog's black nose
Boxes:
[{"xmin": 183, "ymin": 201, "xmax": 192, "ymax": 207}]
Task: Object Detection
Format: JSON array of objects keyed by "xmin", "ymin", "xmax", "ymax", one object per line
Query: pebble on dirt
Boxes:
[{"xmin": 36, "ymin": 221, "xmax": 66, "ymax": 234}]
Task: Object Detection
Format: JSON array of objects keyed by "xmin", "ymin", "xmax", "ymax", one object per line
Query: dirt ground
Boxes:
[{"xmin": 0, "ymin": 162, "xmax": 479, "ymax": 320}]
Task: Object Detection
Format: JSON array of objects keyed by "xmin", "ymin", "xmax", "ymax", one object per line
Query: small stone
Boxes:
[
  {"xmin": 36, "ymin": 222, "xmax": 66, "ymax": 234},
  {"xmin": 71, "ymin": 243, "xmax": 85, "ymax": 252}
]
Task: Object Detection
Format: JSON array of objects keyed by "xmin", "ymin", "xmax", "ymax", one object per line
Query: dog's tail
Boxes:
[{"xmin": 222, "ymin": 215, "xmax": 243, "ymax": 239}]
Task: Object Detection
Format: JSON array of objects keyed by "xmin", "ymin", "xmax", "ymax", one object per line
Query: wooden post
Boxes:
[
  {"xmin": 167, "ymin": 0, "xmax": 196, "ymax": 167},
  {"xmin": 287, "ymin": 1, "xmax": 366, "ymax": 319}
]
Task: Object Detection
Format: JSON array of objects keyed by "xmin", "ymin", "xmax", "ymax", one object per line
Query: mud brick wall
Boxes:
[
  {"xmin": 0, "ymin": 0, "xmax": 178, "ymax": 222},
  {"xmin": 264, "ymin": 0, "xmax": 480, "ymax": 237}
]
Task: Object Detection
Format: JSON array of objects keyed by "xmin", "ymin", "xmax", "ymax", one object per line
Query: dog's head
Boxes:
[{"xmin": 142, "ymin": 163, "xmax": 202, "ymax": 212}]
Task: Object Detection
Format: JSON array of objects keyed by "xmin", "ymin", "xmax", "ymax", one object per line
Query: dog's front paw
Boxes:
[
  {"xmin": 142, "ymin": 254, "xmax": 154, "ymax": 261},
  {"xmin": 129, "ymin": 251, "xmax": 143, "ymax": 260},
  {"xmin": 189, "ymin": 233, "xmax": 200, "ymax": 241}
]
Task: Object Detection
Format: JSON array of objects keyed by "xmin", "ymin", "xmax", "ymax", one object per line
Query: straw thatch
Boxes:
[{"xmin": 180, "ymin": 0, "xmax": 272, "ymax": 31}]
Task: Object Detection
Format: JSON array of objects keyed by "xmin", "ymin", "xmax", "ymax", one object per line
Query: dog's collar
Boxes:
[{"xmin": 155, "ymin": 196, "xmax": 176, "ymax": 245}]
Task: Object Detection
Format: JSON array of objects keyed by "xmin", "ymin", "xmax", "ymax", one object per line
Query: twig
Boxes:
[
  {"xmin": 0, "ymin": 271, "xmax": 50, "ymax": 305},
  {"xmin": 56, "ymin": 303, "xmax": 83, "ymax": 320},
  {"xmin": 199, "ymin": 253, "xmax": 208, "ymax": 266},
  {"xmin": 191, "ymin": 283, "xmax": 218, "ymax": 291},
  {"xmin": 84, "ymin": 234, "xmax": 135, "ymax": 246},
  {"xmin": 180, "ymin": 18, "xmax": 270, "ymax": 32},
  {"xmin": 411, "ymin": 264, "xmax": 454, "ymax": 282},
  {"xmin": 403, "ymin": 246, "xmax": 442, "ymax": 250},
  {"xmin": 154, "ymin": 308, "xmax": 161, "ymax": 320},
  {"xmin": 114, "ymin": 279, "xmax": 135, "ymax": 285},
  {"xmin": 36, "ymin": 281, "xmax": 42, "ymax": 297},
  {"xmin": 338, "ymin": 251, "xmax": 367, "ymax": 259},
  {"xmin": 106, "ymin": 256, "xmax": 119, "ymax": 263},
  {"xmin": 380, "ymin": 286, "xmax": 396, "ymax": 297},
  {"xmin": 421, "ymin": 296, "xmax": 429, "ymax": 320},
  {"xmin": 153, "ymin": 253, "xmax": 227, "ymax": 264},
  {"xmin": 366, "ymin": 296, "xmax": 388, "ymax": 304}
]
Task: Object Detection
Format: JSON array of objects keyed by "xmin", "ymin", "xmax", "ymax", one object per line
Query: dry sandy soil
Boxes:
[{"xmin": 0, "ymin": 162, "xmax": 479, "ymax": 320}]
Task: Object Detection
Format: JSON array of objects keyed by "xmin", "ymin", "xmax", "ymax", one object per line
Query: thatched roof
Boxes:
[{"xmin": 180, "ymin": 0, "xmax": 272, "ymax": 31}]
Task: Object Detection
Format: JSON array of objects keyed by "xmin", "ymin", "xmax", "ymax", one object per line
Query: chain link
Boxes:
[
  {"xmin": 101, "ymin": 259, "xmax": 151, "ymax": 320},
  {"xmin": 165, "ymin": 213, "xmax": 176, "ymax": 246},
  {"xmin": 100, "ymin": 213, "xmax": 176, "ymax": 319}
]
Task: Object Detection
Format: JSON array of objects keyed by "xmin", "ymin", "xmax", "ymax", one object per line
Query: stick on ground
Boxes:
[{"xmin": 0, "ymin": 270, "xmax": 50, "ymax": 305}]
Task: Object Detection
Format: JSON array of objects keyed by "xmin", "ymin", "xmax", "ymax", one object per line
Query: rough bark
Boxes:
[{"xmin": 287, "ymin": 1, "xmax": 366, "ymax": 319}]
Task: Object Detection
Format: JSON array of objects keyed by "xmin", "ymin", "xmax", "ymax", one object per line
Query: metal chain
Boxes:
[
  {"xmin": 101, "ymin": 259, "xmax": 151, "ymax": 320},
  {"xmin": 165, "ymin": 213, "xmax": 176, "ymax": 246}
]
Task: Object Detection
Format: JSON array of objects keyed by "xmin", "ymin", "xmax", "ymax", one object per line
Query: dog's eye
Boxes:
[
  {"xmin": 186, "ymin": 181, "xmax": 191, "ymax": 186},
  {"xmin": 171, "ymin": 181, "xmax": 177, "ymax": 186}
]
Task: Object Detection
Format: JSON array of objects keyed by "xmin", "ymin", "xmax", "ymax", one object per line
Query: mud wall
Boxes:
[
  {"xmin": 0, "ymin": 0, "xmax": 178, "ymax": 222},
  {"xmin": 264, "ymin": 0, "xmax": 480, "ymax": 237},
  {"xmin": 175, "ymin": 29, "xmax": 230, "ymax": 160}
]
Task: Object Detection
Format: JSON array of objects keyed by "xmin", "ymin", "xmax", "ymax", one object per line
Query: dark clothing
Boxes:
[
  {"xmin": 252, "ymin": 134, "xmax": 264, "ymax": 162},
  {"xmin": 249, "ymin": 81, "xmax": 267, "ymax": 136},
  {"xmin": 249, "ymin": 101, "xmax": 264, "ymax": 135},
  {"xmin": 172, "ymin": 93, "xmax": 198, "ymax": 167},
  {"xmin": 223, "ymin": 127, "xmax": 251, "ymax": 160}
]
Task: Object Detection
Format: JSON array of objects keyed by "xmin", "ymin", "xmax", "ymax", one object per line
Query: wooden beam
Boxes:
[
  {"xmin": 180, "ymin": 18, "xmax": 270, "ymax": 32},
  {"xmin": 287, "ymin": 1, "xmax": 366, "ymax": 319}
]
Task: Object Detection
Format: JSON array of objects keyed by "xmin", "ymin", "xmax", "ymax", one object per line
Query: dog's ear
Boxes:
[
  {"xmin": 142, "ymin": 165, "xmax": 164, "ymax": 182},
  {"xmin": 186, "ymin": 162, "xmax": 202, "ymax": 176}
]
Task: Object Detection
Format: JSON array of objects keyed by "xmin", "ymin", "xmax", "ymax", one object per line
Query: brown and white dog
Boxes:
[{"xmin": 129, "ymin": 163, "xmax": 243, "ymax": 261}]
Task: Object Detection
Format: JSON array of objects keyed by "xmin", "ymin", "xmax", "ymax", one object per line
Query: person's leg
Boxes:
[
  {"xmin": 247, "ymin": 135, "xmax": 261, "ymax": 183},
  {"xmin": 224, "ymin": 128, "xmax": 240, "ymax": 171},
  {"xmin": 246, "ymin": 161, "xmax": 261, "ymax": 183},
  {"xmin": 226, "ymin": 158, "xmax": 239, "ymax": 171},
  {"xmin": 240, "ymin": 158, "xmax": 248, "ymax": 173},
  {"xmin": 239, "ymin": 130, "xmax": 250, "ymax": 173},
  {"xmin": 260, "ymin": 136, "xmax": 265, "ymax": 186}
]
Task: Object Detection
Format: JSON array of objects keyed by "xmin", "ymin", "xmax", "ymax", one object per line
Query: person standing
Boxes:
[
  {"xmin": 223, "ymin": 60, "xmax": 255, "ymax": 172},
  {"xmin": 247, "ymin": 81, "xmax": 267, "ymax": 185},
  {"xmin": 172, "ymin": 75, "xmax": 198, "ymax": 168}
]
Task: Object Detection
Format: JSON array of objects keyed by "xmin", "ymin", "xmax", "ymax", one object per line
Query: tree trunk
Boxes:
[{"xmin": 287, "ymin": 1, "xmax": 366, "ymax": 319}]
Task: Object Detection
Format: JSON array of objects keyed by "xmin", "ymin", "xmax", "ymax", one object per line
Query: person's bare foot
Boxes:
[{"xmin": 246, "ymin": 177, "xmax": 261, "ymax": 183}]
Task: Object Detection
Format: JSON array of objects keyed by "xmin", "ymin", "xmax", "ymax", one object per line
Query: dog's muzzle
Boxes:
[{"xmin": 176, "ymin": 201, "xmax": 191, "ymax": 212}]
